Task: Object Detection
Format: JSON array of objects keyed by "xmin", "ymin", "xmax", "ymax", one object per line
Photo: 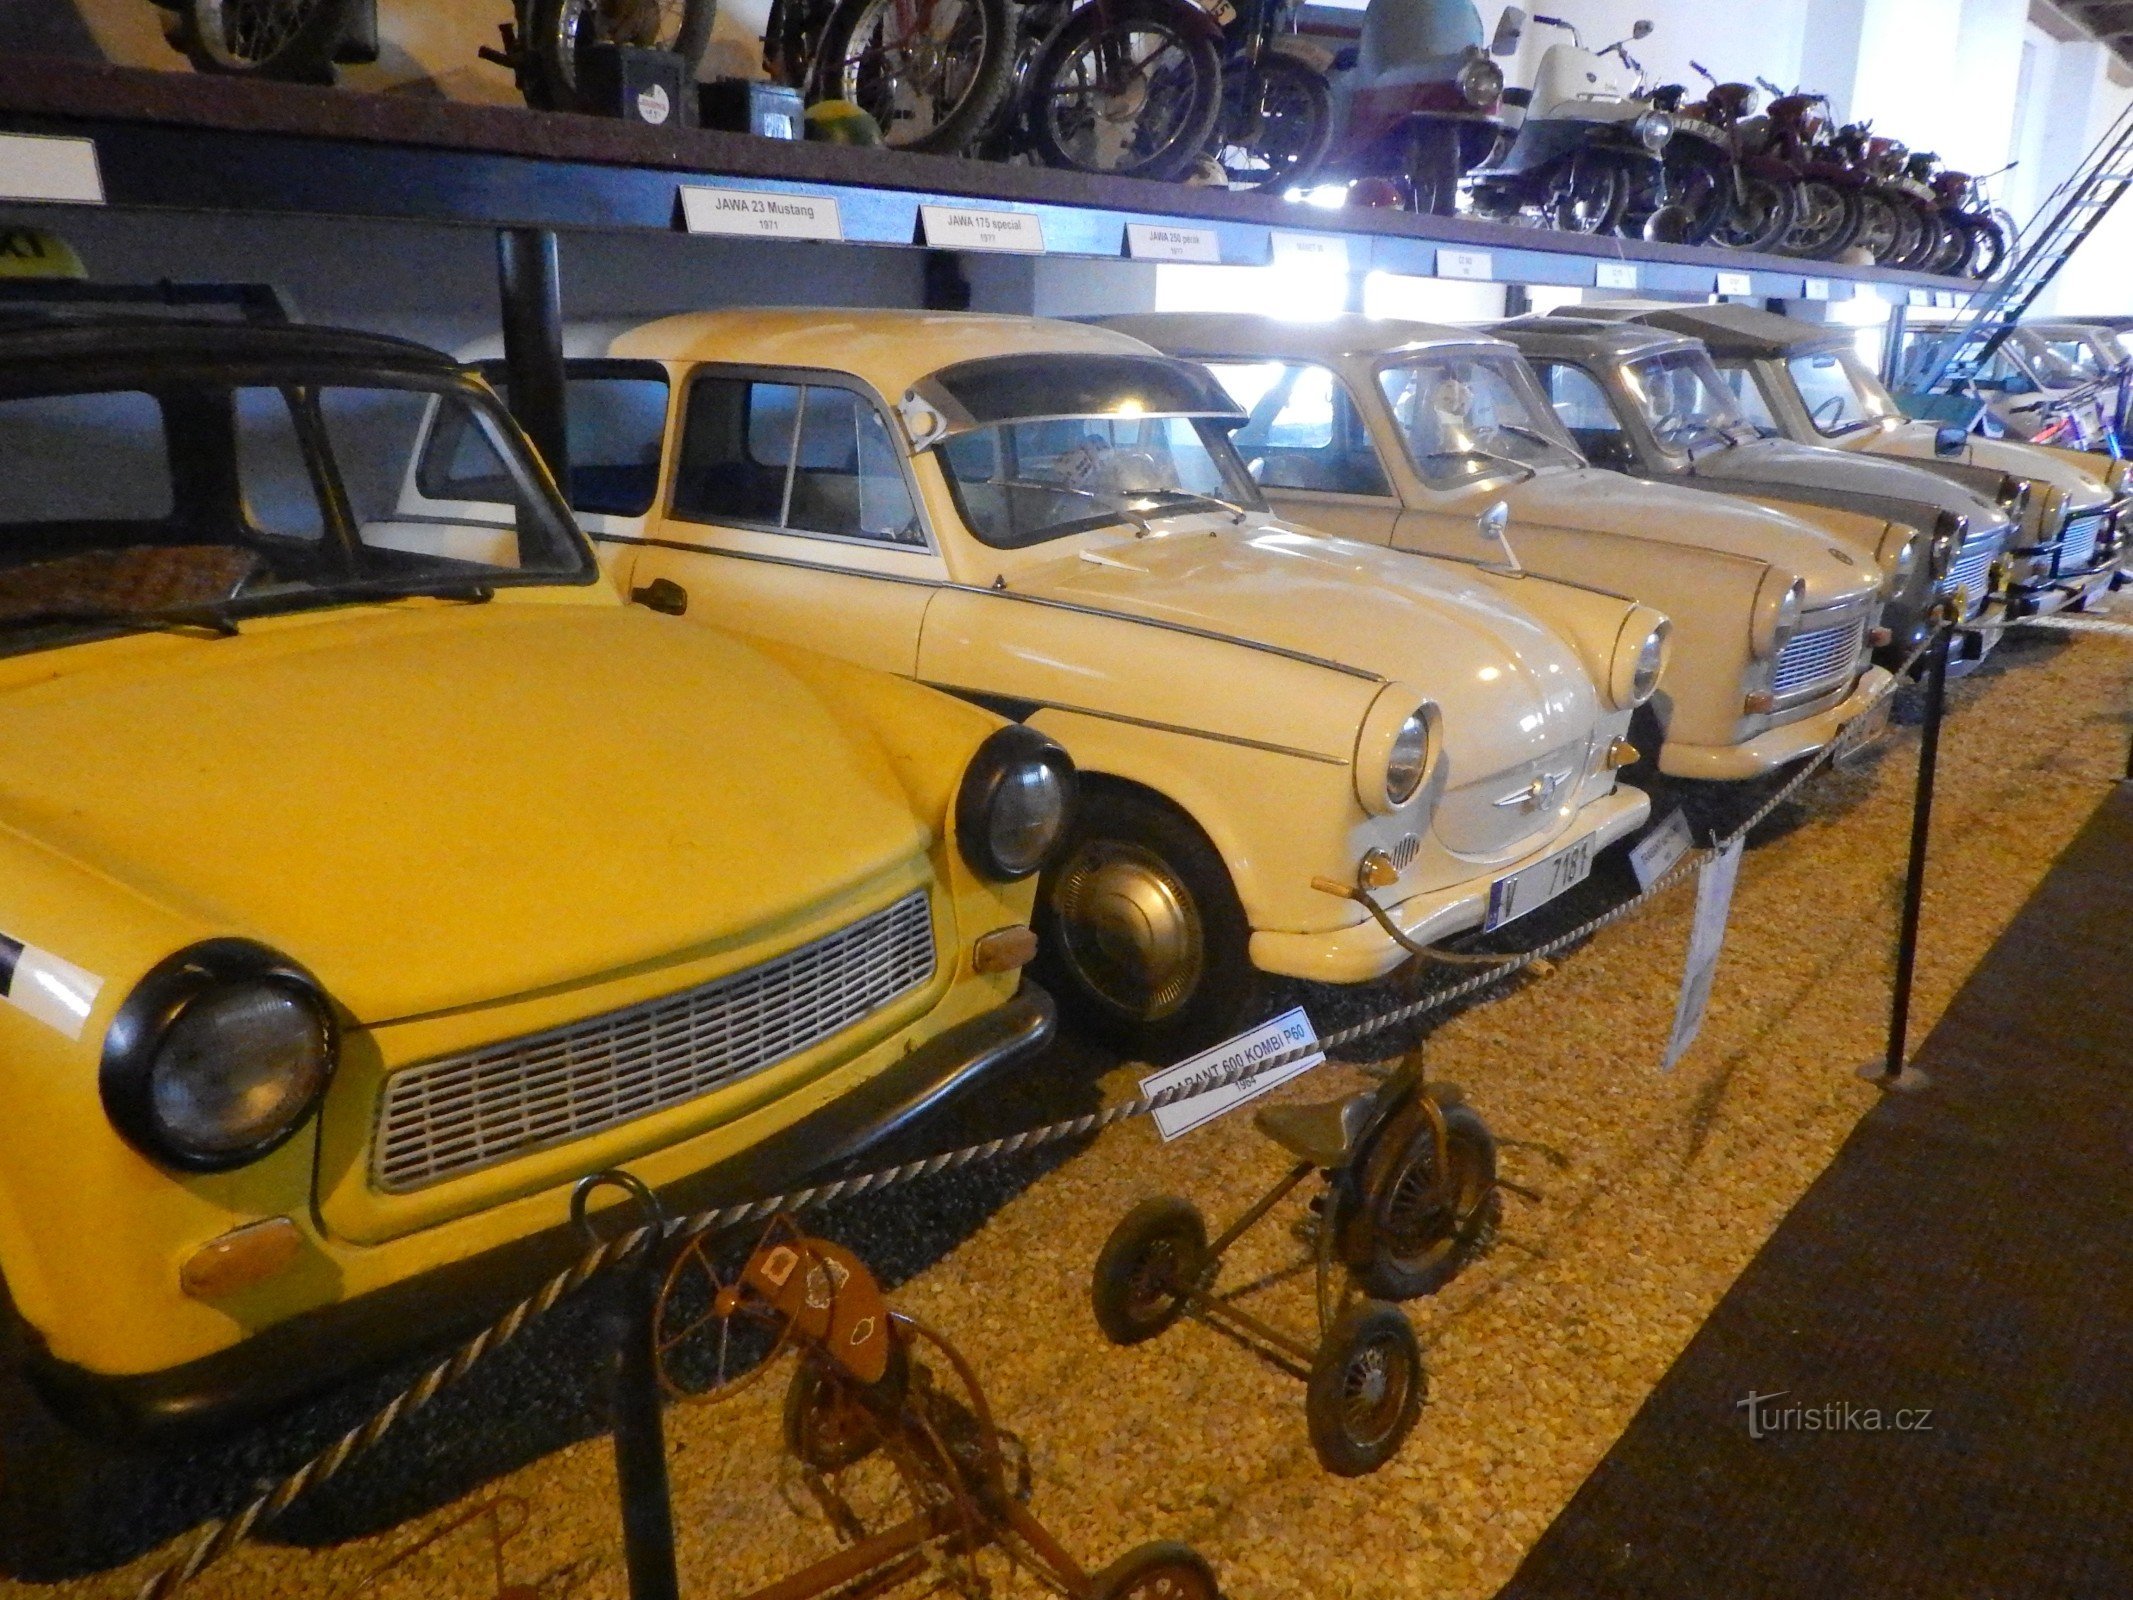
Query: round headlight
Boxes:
[
  {"xmin": 1354, "ymin": 685, "xmax": 1441, "ymax": 817},
  {"xmin": 1609, "ymin": 612, "xmax": 1671, "ymax": 708},
  {"xmin": 1997, "ymin": 476, "xmax": 2031, "ymax": 515},
  {"xmin": 1751, "ymin": 571, "xmax": 1806, "ymax": 659},
  {"xmin": 955, "ymin": 724, "xmax": 1075, "ymax": 882},
  {"xmin": 1633, "ymin": 110, "xmax": 1676, "ymax": 152},
  {"xmin": 1930, "ymin": 510, "xmax": 1965, "ymax": 576},
  {"xmin": 100, "ymin": 941, "xmax": 338, "ymax": 1172},
  {"xmin": 1458, "ymin": 55, "xmax": 1504, "ymax": 108}
]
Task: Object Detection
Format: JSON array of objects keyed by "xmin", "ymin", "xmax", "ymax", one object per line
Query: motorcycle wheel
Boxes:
[
  {"xmin": 521, "ymin": 0, "xmax": 718, "ymax": 112},
  {"xmin": 1711, "ymin": 169, "xmax": 1796, "ymax": 253},
  {"xmin": 815, "ymin": 0, "xmax": 1014, "ymax": 153},
  {"xmin": 1902, "ymin": 207, "xmax": 1952, "ymax": 273},
  {"xmin": 1669, "ymin": 164, "xmax": 1731, "ymax": 247},
  {"xmin": 1027, "ymin": 0, "xmax": 1223, "ymax": 181},
  {"xmin": 171, "ymin": 0, "xmax": 353, "ymax": 80},
  {"xmin": 1780, "ymin": 177, "xmax": 1863, "ymax": 259},
  {"xmin": 1209, "ymin": 51, "xmax": 1333, "ymax": 193},
  {"xmin": 1964, "ymin": 212, "xmax": 2012, "ymax": 281},
  {"xmin": 1404, "ymin": 122, "xmax": 1466, "ymax": 217},
  {"xmin": 1885, "ymin": 194, "xmax": 1937, "ymax": 269},
  {"xmin": 1924, "ymin": 209, "xmax": 1970, "ymax": 275},
  {"xmin": 1854, "ymin": 189, "xmax": 1904, "ymax": 263},
  {"xmin": 1552, "ymin": 157, "xmax": 1628, "ymax": 235}
]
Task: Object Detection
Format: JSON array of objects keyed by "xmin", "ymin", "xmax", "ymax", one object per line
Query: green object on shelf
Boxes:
[{"xmin": 806, "ymin": 100, "xmax": 884, "ymax": 146}]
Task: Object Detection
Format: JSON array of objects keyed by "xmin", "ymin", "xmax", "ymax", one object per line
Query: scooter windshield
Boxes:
[{"xmin": 1376, "ymin": 350, "xmax": 1582, "ymax": 490}]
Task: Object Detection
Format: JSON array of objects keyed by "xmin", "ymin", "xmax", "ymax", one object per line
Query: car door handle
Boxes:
[{"xmin": 631, "ymin": 578, "xmax": 689, "ymax": 616}]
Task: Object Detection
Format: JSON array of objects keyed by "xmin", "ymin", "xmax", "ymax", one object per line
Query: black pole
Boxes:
[
  {"xmin": 495, "ymin": 226, "xmax": 570, "ymax": 498},
  {"xmin": 1873, "ymin": 618, "xmax": 1952, "ymax": 1089}
]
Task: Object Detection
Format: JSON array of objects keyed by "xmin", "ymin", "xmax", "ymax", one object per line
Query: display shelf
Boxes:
[{"xmin": 0, "ymin": 56, "xmax": 1986, "ymax": 303}]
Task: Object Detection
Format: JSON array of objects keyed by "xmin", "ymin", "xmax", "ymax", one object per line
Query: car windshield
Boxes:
[
  {"xmin": 937, "ymin": 413, "xmax": 1265, "ymax": 548},
  {"xmin": 2035, "ymin": 334, "xmax": 2111, "ymax": 382},
  {"xmin": 1376, "ymin": 350, "xmax": 1584, "ymax": 488},
  {"xmin": 1619, "ymin": 349, "xmax": 1758, "ymax": 454},
  {"xmin": 2012, "ymin": 331, "xmax": 2087, "ymax": 388},
  {"xmin": 1786, "ymin": 348, "xmax": 1902, "ymax": 436},
  {"xmin": 0, "ymin": 369, "xmax": 587, "ymax": 655}
]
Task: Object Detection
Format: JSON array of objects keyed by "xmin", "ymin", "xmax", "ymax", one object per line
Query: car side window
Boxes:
[
  {"xmin": 432, "ymin": 367, "xmax": 671, "ymax": 518},
  {"xmin": 674, "ymin": 375, "xmax": 922, "ymax": 545},
  {"xmin": 1537, "ymin": 362, "xmax": 1634, "ymax": 469},
  {"xmin": 234, "ymin": 386, "xmax": 327, "ymax": 541},
  {"xmin": 1209, "ymin": 360, "xmax": 1390, "ymax": 496},
  {"xmin": 1716, "ymin": 365, "xmax": 1782, "ymax": 435},
  {"xmin": 0, "ymin": 389, "xmax": 172, "ymax": 531}
]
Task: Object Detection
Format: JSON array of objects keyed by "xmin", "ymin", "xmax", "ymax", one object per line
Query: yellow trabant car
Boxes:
[
  {"xmin": 0, "ymin": 316, "xmax": 1063, "ymax": 1564},
  {"xmin": 436, "ymin": 312, "xmax": 1668, "ymax": 1059}
]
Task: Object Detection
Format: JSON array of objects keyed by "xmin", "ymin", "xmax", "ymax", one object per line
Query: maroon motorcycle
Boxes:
[
  {"xmin": 1910, "ymin": 152, "xmax": 2018, "ymax": 280},
  {"xmin": 1645, "ymin": 65, "xmax": 1796, "ymax": 251},
  {"xmin": 1747, "ymin": 83, "xmax": 1869, "ymax": 260}
]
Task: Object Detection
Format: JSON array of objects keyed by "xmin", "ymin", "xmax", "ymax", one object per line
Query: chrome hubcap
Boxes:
[{"xmin": 1050, "ymin": 841, "xmax": 1203, "ymax": 1021}]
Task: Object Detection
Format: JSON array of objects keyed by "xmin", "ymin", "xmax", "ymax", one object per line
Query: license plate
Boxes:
[
  {"xmin": 1485, "ymin": 833, "xmax": 1595, "ymax": 931},
  {"xmin": 1835, "ymin": 693, "xmax": 1894, "ymax": 765}
]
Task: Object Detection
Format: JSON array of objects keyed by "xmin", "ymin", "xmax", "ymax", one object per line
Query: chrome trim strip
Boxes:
[{"xmin": 923, "ymin": 682, "xmax": 1348, "ymax": 765}]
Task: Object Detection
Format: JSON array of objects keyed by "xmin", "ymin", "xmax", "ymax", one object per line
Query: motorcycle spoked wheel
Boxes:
[
  {"xmin": 1027, "ymin": 0, "xmax": 1223, "ymax": 180},
  {"xmin": 1901, "ymin": 206, "xmax": 1952, "ymax": 273},
  {"xmin": 1853, "ymin": 189, "xmax": 1905, "ymax": 264},
  {"xmin": 1710, "ymin": 169, "xmax": 1797, "ymax": 253},
  {"xmin": 1923, "ymin": 210, "xmax": 1971, "ymax": 276},
  {"xmin": 1209, "ymin": 51, "xmax": 1333, "ymax": 193},
  {"xmin": 1551, "ymin": 156, "xmax": 1629, "ymax": 235},
  {"xmin": 1963, "ymin": 212, "xmax": 2012, "ymax": 281},
  {"xmin": 520, "ymin": 0, "xmax": 718, "ymax": 112},
  {"xmin": 170, "ymin": 0, "xmax": 353, "ymax": 80},
  {"xmin": 815, "ymin": 0, "xmax": 1016, "ymax": 153},
  {"xmin": 1780, "ymin": 177, "xmax": 1863, "ymax": 259},
  {"xmin": 1664, "ymin": 162, "xmax": 1732, "ymax": 247}
]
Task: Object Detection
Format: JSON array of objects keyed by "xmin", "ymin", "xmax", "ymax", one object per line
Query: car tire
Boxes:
[{"xmin": 1034, "ymin": 784, "xmax": 1262, "ymax": 1061}]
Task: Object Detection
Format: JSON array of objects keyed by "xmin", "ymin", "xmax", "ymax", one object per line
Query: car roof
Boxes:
[
  {"xmin": 1092, "ymin": 311, "xmax": 1509, "ymax": 364},
  {"xmin": 1488, "ymin": 314, "xmax": 1696, "ymax": 360},
  {"xmin": 565, "ymin": 308, "xmax": 1168, "ymax": 398},
  {"xmin": 1548, "ymin": 299, "xmax": 1846, "ymax": 359},
  {"xmin": 0, "ymin": 313, "xmax": 468, "ymax": 389}
]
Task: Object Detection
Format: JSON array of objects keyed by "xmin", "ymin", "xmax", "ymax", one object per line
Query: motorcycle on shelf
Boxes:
[
  {"xmin": 1827, "ymin": 122, "xmax": 1944, "ymax": 269},
  {"xmin": 761, "ymin": 0, "xmax": 1018, "ymax": 154},
  {"xmin": 1203, "ymin": 0, "xmax": 1336, "ymax": 192},
  {"xmin": 1639, "ymin": 65, "xmax": 1796, "ymax": 251},
  {"xmin": 1910, "ymin": 153, "xmax": 2019, "ymax": 279},
  {"xmin": 1749, "ymin": 83, "xmax": 1870, "ymax": 261},
  {"xmin": 1310, "ymin": 0, "xmax": 1521, "ymax": 214},
  {"xmin": 1466, "ymin": 14, "xmax": 1675, "ymax": 235}
]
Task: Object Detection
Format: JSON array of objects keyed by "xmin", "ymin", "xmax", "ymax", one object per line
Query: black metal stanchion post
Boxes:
[
  {"xmin": 1862, "ymin": 619, "xmax": 1952, "ymax": 1091},
  {"xmin": 495, "ymin": 227, "xmax": 571, "ymax": 499},
  {"xmin": 573, "ymin": 1175, "xmax": 680, "ymax": 1600}
]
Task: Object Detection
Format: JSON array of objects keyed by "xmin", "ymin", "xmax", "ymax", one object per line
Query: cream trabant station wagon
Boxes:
[
  {"xmin": 1105, "ymin": 314, "xmax": 1889, "ymax": 789},
  {"xmin": 432, "ymin": 312, "xmax": 1668, "ymax": 1055}
]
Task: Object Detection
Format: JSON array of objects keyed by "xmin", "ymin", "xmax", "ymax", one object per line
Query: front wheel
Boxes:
[
  {"xmin": 1963, "ymin": 212, "xmax": 2011, "ymax": 280},
  {"xmin": 1552, "ymin": 156, "xmax": 1629, "ymax": 234},
  {"xmin": 1711, "ymin": 169, "xmax": 1797, "ymax": 253},
  {"xmin": 1209, "ymin": 51, "xmax": 1333, "ymax": 193},
  {"xmin": 1091, "ymin": 1541, "xmax": 1223, "ymax": 1599},
  {"xmin": 1091, "ymin": 1196, "xmax": 1207, "ymax": 1346},
  {"xmin": 1034, "ymin": 786, "xmax": 1260, "ymax": 1056},
  {"xmin": 815, "ymin": 0, "xmax": 1015, "ymax": 153},
  {"xmin": 171, "ymin": 0, "xmax": 353, "ymax": 79},
  {"xmin": 1780, "ymin": 178, "xmax": 1863, "ymax": 259},
  {"xmin": 1304, "ymin": 1302, "xmax": 1424, "ymax": 1477},
  {"xmin": 1026, "ymin": 0, "xmax": 1223, "ymax": 181},
  {"xmin": 521, "ymin": 0, "xmax": 718, "ymax": 111},
  {"xmin": 1344, "ymin": 1100, "xmax": 1500, "ymax": 1300}
]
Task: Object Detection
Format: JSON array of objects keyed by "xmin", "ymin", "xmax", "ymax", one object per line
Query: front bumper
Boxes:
[
  {"xmin": 1659, "ymin": 667, "xmax": 1896, "ymax": 782},
  {"xmin": 2009, "ymin": 561, "xmax": 2118, "ymax": 617},
  {"xmin": 1249, "ymin": 784, "xmax": 1650, "ymax": 985},
  {"xmin": 27, "ymin": 985, "xmax": 1055, "ymax": 1444}
]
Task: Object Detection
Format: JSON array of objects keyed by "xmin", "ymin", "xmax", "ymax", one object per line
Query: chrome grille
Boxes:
[
  {"xmin": 2058, "ymin": 512, "xmax": 2107, "ymax": 574},
  {"xmin": 1949, "ymin": 542, "xmax": 1995, "ymax": 617},
  {"xmin": 1773, "ymin": 615, "xmax": 1865, "ymax": 699},
  {"xmin": 372, "ymin": 891, "xmax": 936, "ymax": 1193}
]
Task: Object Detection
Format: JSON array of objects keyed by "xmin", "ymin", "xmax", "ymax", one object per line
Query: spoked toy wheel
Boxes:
[
  {"xmin": 521, "ymin": 0, "xmax": 718, "ymax": 111},
  {"xmin": 1027, "ymin": 0, "xmax": 1223, "ymax": 181},
  {"xmin": 1346, "ymin": 1100, "xmax": 1500, "ymax": 1300},
  {"xmin": 1552, "ymin": 157, "xmax": 1628, "ymax": 235},
  {"xmin": 1781, "ymin": 177, "xmax": 1863, "ymax": 259},
  {"xmin": 653, "ymin": 1230, "xmax": 789, "ymax": 1401},
  {"xmin": 1090, "ymin": 1540, "xmax": 1223, "ymax": 1599},
  {"xmin": 1711, "ymin": 170, "xmax": 1797, "ymax": 253},
  {"xmin": 1209, "ymin": 52, "xmax": 1332, "ymax": 193},
  {"xmin": 1304, "ymin": 1301, "xmax": 1424, "ymax": 1477},
  {"xmin": 1091, "ymin": 1196, "xmax": 1207, "ymax": 1346},
  {"xmin": 171, "ymin": 0, "xmax": 352, "ymax": 79},
  {"xmin": 815, "ymin": 0, "xmax": 1015, "ymax": 153}
]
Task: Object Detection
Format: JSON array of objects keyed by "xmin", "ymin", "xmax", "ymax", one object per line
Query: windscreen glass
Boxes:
[
  {"xmin": 1786, "ymin": 349, "xmax": 1900, "ymax": 436},
  {"xmin": 1619, "ymin": 349, "xmax": 1757, "ymax": 454},
  {"xmin": 1376, "ymin": 350, "xmax": 1583, "ymax": 488}
]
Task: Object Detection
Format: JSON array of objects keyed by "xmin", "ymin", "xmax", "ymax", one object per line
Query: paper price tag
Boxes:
[
  {"xmin": 1438, "ymin": 248, "xmax": 1494, "ymax": 281},
  {"xmin": 1139, "ymin": 1007, "xmax": 1325, "ymax": 1141},
  {"xmin": 1803, "ymin": 278, "xmax": 1832, "ymax": 301},
  {"xmin": 921, "ymin": 204, "xmax": 1046, "ymax": 252},
  {"xmin": 1272, "ymin": 231, "xmax": 1349, "ymax": 270},
  {"xmin": 681, "ymin": 186, "xmax": 843, "ymax": 241},
  {"xmin": 1663, "ymin": 838, "xmax": 1743, "ymax": 1070},
  {"xmin": 1907, "ymin": 287, "xmax": 1930, "ymax": 306},
  {"xmin": 1716, "ymin": 271, "xmax": 1754, "ymax": 296},
  {"xmin": 1595, "ymin": 260, "xmax": 1639, "ymax": 290},
  {"xmin": 1126, "ymin": 222, "xmax": 1221, "ymax": 263},
  {"xmin": 0, "ymin": 133, "xmax": 103, "ymax": 205},
  {"xmin": 1629, "ymin": 808, "xmax": 1695, "ymax": 891}
]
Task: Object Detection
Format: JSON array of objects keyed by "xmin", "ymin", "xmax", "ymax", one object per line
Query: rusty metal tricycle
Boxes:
[
  {"xmin": 658, "ymin": 1218, "xmax": 1220, "ymax": 1599},
  {"xmin": 1090, "ymin": 1049, "xmax": 1503, "ymax": 1476}
]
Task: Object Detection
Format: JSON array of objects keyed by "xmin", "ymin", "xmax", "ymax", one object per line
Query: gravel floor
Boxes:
[{"xmin": 28, "ymin": 614, "xmax": 2133, "ymax": 1600}]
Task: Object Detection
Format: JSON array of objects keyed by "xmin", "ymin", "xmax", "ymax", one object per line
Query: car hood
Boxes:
[
  {"xmin": 1871, "ymin": 421, "xmax": 2112, "ymax": 507},
  {"xmin": 1497, "ymin": 466, "xmax": 1874, "ymax": 609},
  {"xmin": 1010, "ymin": 519, "xmax": 1606, "ymax": 859},
  {"xmin": 1684, "ymin": 437, "xmax": 2011, "ymax": 533},
  {"xmin": 0, "ymin": 602, "xmax": 930, "ymax": 1026}
]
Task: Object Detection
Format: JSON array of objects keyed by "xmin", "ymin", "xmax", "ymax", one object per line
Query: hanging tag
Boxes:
[
  {"xmin": 1663, "ymin": 839, "xmax": 1743, "ymax": 1069},
  {"xmin": 1139, "ymin": 1007, "xmax": 1324, "ymax": 1140}
]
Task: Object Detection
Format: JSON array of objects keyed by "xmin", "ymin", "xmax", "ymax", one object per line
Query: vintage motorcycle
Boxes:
[
  {"xmin": 759, "ymin": 0, "xmax": 1016, "ymax": 154},
  {"xmin": 1911, "ymin": 153, "xmax": 2018, "ymax": 280},
  {"xmin": 1467, "ymin": 14, "xmax": 1675, "ymax": 234},
  {"xmin": 1749, "ymin": 84, "xmax": 1870, "ymax": 260},
  {"xmin": 1655, "ymin": 65, "xmax": 1797, "ymax": 251},
  {"xmin": 1204, "ymin": 0, "xmax": 1336, "ymax": 192},
  {"xmin": 1827, "ymin": 122, "xmax": 1944, "ymax": 269}
]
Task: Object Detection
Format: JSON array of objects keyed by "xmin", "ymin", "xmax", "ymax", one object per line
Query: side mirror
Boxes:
[
  {"xmin": 1632, "ymin": 18, "xmax": 1655, "ymax": 38},
  {"xmin": 1491, "ymin": 6, "xmax": 1528, "ymax": 55},
  {"xmin": 1477, "ymin": 500, "xmax": 1523, "ymax": 573},
  {"xmin": 1934, "ymin": 425, "xmax": 1966, "ymax": 458}
]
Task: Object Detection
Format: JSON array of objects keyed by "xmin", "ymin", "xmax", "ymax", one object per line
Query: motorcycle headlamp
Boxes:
[
  {"xmin": 101, "ymin": 941, "xmax": 339, "ymax": 1172},
  {"xmin": 1458, "ymin": 56, "xmax": 1505, "ymax": 108},
  {"xmin": 955, "ymin": 724, "xmax": 1075, "ymax": 882},
  {"xmin": 1633, "ymin": 110, "xmax": 1676, "ymax": 153}
]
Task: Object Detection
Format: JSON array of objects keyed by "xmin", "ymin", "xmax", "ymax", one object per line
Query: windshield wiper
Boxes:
[
  {"xmin": 0, "ymin": 602, "xmax": 240, "ymax": 640},
  {"xmin": 995, "ymin": 479, "xmax": 1157, "ymax": 537},
  {"xmin": 338, "ymin": 574, "xmax": 499, "ymax": 604},
  {"xmin": 1141, "ymin": 489, "xmax": 1254, "ymax": 524},
  {"xmin": 1421, "ymin": 449, "xmax": 1537, "ymax": 485}
]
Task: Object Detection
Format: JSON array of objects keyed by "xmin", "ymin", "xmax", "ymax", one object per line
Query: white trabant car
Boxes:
[
  {"xmin": 1105, "ymin": 313, "xmax": 1890, "ymax": 787},
  {"xmin": 420, "ymin": 312, "xmax": 1667, "ymax": 1055}
]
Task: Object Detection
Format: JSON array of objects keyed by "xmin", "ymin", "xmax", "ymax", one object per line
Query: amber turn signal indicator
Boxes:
[
  {"xmin": 971, "ymin": 925, "xmax": 1038, "ymax": 974},
  {"xmin": 1606, "ymin": 738, "xmax": 1639, "ymax": 769},
  {"xmin": 1743, "ymin": 691, "xmax": 1777, "ymax": 714},
  {"xmin": 180, "ymin": 1217, "xmax": 303, "ymax": 1300}
]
